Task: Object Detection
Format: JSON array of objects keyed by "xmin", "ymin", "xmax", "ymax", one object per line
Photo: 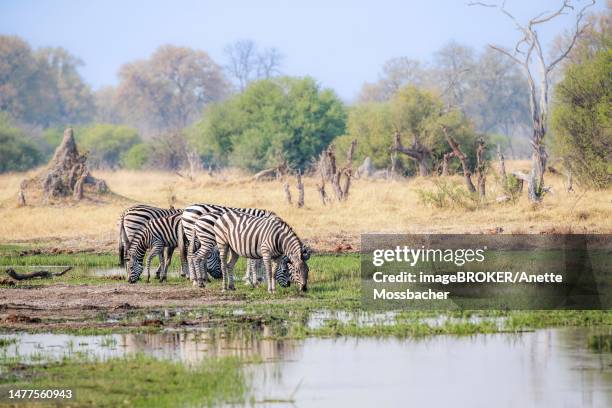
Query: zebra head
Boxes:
[
  {"xmin": 287, "ymin": 255, "xmax": 308, "ymax": 292},
  {"xmin": 275, "ymin": 256, "xmax": 291, "ymax": 288},
  {"xmin": 127, "ymin": 258, "xmax": 144, "ymax": 283}
]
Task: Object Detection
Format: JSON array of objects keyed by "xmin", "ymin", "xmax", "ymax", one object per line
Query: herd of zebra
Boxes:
[{"xmin": 117, "ymin": 203, "xmax": 310, "ymax": 292}]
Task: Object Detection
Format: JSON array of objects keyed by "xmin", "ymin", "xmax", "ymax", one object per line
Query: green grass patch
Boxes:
[
  {"xmin": 0, "ymin": 353, "xmax": 247, "ymax": 407},
  {"xmin": 290, "ymin": 318, "xmax": 500, "ymax": 338},
  {"xmin": 0, "ymin": 337, "xmax": 18, "ymax": 348},
  {"xmin": 505, "ymin": 310, "xmax": 612, "ymax": 330}
]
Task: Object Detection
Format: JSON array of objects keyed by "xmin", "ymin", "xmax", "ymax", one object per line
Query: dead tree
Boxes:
[
  {"xmin": 389, "ymin": 152, "xmax": 398, "ymax": 179},
  {"xmin": 391, "ymin": 131, "xmax": 429, "ymax": 176},
  {"xmin": 296, "ymin": 172, "xmax": 304, "ymax": 208},
  {"xmin": 316, "ymin": 176, "xmax": 329, "ymax": 206},
  {"xmin": 340, "ymin": 139, "xmax": 357, "ymax": 200},
  {"xmin": 441, "ymin": 152, "xmax": 455, "ymax": 176},
  {"xmin": 17, "ymin": 189, "xmax": 26, "ymax": 207},
  {"xmin": 497, "ymin": 144, "xmax": 507, "ymax": 183},
  {"xmin": 6, "ymin": 267, "xmax": 72, "ymax": 280},
  {"xmin": 476, "ymin": 139, "xmax": 487, "ymax": 198},
  {"xmin": 253, "ymin": 162, "xmax": 288, "ymax": 181},
  {"xmin": 283, "ymin": 181, "xmax": 292, "ymax": 205},
  {"xmin": 470, "ymin": 0, "xmax": 595, "ymax": 201},
  {"xmin": 185, "ymin": 150, "xmax": 202, "ymax": 181},
  {"xmin": 317, "ymin": 140, "xmax": 357, "ymax": 203},
  {"xmin": 442, "ymin": 127, "xmax": 476, "ymax": 192}
]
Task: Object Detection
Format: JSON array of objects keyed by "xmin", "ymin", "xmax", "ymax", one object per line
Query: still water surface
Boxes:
[{"xmin": 2, "ymin": 326, "xmax": 610, "ymax": 407}]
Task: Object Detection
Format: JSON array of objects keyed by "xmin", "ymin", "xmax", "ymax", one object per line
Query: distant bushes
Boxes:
[
  {"xmin": 0, "ymin": 121, "xmax": 148, "ymax": 173},
  {"xmin": 121, "ymin": 144, "xmax": 151, "ymax": 170},
  {"xmin": 78, "ymin": 124, "xmax": 141, "ymax": 169},
  {"xmin": 551, "ymin": 50, "xmax": 611, "ymax": 189},
  {"xmin": 0, "ymin": 114, "xmax": 44, "ymax": 172}
]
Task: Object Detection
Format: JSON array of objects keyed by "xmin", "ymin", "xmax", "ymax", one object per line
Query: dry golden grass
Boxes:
[{"xmin": 0, "ymin": 161, "xmax": 610, "ymax": 252}]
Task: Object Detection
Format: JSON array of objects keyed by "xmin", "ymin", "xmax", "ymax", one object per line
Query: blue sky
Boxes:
[{"xmin": 0, "ymin": 0, "xmax": 605, "ymax": 100}]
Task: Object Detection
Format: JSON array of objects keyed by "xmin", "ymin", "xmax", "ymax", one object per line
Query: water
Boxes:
[{"xmin": 2, "ymin": 326, "xmax": 611, "ymax": 407}]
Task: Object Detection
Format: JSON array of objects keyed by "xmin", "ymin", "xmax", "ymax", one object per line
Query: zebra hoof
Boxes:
[{"xmin": 228, "ymin": 285, "xmax": 235, "ymax": 291}]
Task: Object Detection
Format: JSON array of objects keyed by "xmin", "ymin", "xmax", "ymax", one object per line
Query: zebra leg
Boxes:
[
  {"xmin": 192, "ymin": 247, "xmax": 211, "ymax": 288},
  {"xmin": 226, "ymin": 250, "xmax": 238, "ymax": 291},
  {"xmin": 162, "ymin": 247, "xmax": 174, "ymax": 283},
  {"xmin": 262, "ymin": 251, "xmax": 274, "ymax": 293},
  {"xmin": 256, "ymin": 259, "xmax": 265, "ymax": 283},
  {"xmin": 156, "ymin": 247, "xmax": 170, "ymax": 279},
  {"xmin": 157, "ymin": 249, "xmax": 166, "ymax": 282},
  {"xmin": 245, "ymin": 259, "xmax": 256, "ymax": 287},
  {"xmin": 187, "ymin": 252, "xmax": 198, "ymax": 286},
  {"xmin": 218, "ymin": 245, "xmax": 229, "ymax": 291},
  {"xmin": 145, "ymin": 251, "xmax": 155, "ymax": 283},
  {"xmin": 187, "ymin": 229, "xmax": 197, "ymax": 283},
  {"xmin": 243, "ymin": 259, "xmax": 251, "ymax": 285}
]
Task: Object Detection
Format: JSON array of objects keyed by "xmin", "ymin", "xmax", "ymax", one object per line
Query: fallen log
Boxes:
[{"xmin": 5, "ymin": 266, "xmax": 72, "ymax": 281}]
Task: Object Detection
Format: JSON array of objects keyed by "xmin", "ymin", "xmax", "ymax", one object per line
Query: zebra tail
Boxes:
[{"xmin": 118, "ymin": 214, "xmax": 129, "ymax": 267}]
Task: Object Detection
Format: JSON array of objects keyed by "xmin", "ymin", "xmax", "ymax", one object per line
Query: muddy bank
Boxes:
[{"xmin": 0, "ymin": 283, "xmax": 244, "ymax": 332}]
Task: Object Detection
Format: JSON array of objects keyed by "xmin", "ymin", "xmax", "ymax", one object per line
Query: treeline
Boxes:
[{"xmin": 0, "ymin": 10, "xmax": 609, "ymax": 188}]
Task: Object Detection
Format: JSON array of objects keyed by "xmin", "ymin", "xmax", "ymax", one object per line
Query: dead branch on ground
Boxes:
[{"xmin": 5, "ymin": 267, "xmax": 73, "ymax": 281}]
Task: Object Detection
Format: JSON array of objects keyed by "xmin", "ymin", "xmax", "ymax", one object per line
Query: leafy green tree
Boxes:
[
  {"xmin": 337, "ymin": 103, "xmax": 394, "ymax": 169},
  {"xmin": 121, "ymin": 144, "xmax": 151, "ymax": 170},
  {"xmin": 0, "ymin": 113, "xmax": 43, "ymax": 172},
  {"xmin": 551, "ymin": 50, "xmax": 611, "ymax": 189},
  {"xmin": 190, "ymin": 77, "xmax": 346, "ymax": 172},
  {"xmin": 79, "ymin": 124, "xmax": 142, "ymax": 169}
]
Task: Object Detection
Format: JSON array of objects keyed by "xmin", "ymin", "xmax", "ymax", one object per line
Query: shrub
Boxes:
[
  {"xmin": 0, "ymin": 114, "xmax": 44, "ymax": 172},
  {"xmin": 79, "ymin": 124, "xmax": 141, "ymax": 169},
  {"xmin": 551, "ymin": 50, "xmax": 611, "ymax": 189},
  {"xmin": 417, "ymin": 179, "xmax": 483, "ymax": 211},
  {"xmin": 121, "ymin": 143, "xmax": 151, "ymax": 170}
]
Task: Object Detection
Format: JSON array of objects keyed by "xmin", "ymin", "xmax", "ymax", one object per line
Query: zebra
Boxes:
[
  {"xmin": 245, "ymin": 257, "xmax": 291, "ymax": 287},
  {"xmin": 188, "ymin": 208, "xmax": 276, "ymax": 287},
  {"xmin": 244, "ymin": 247, "xmax": 313, "ymax": 287},
  {"xmin": 213, "ymin": 211, "xmax": 310, "ymax": 292},
  {"xmin": 127, "ymin": 212, "xmax": 184, "ymax": 283},
  {"xmin": 179, "ymin": 203, "xmax": 273, "ymax": 285},
  {"xmin": 118, "ymin": 204, "xmax": 184, "ymax": 277}
]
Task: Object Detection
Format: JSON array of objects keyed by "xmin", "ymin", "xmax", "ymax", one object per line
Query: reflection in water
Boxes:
[
  {"xmin": 120, "ymin": 327, "xmax": 298, "ymax": 363},
  {"xmin": 1, "ymin": 327, "xmax": 611, "ymax": 407}
]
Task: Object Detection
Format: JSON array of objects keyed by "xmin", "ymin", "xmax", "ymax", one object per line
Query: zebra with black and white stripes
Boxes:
[
  {"xmin": 213, "ymin": 211, "xmax": 310, "ymax": 292},
  {"xmin": 127, "ymin": 212, "xmax": 184, "ymax": 283},
  {"xmin": 118, "ymin": 204, "xmax": 183, "ymax": 277},
  {"xmin": 188, "ymin": 208, "xmax": 276, "ymax": 287},
  {"xmin": 179, "ymin": 203, "xmax": 273, "ymax": 285},
  {"xmin": 245, "ymin": 257, "xmax": 292, "ymax": 287}
]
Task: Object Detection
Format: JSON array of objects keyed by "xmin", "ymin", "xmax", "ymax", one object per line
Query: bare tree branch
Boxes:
[{"xmin": 547, "ymin": 0, "xmax": 595, "ymax": 72}]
